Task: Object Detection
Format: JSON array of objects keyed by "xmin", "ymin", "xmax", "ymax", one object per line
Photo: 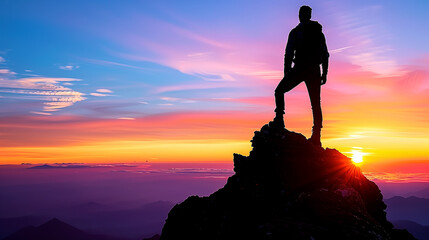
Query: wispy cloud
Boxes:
[
  {"xmin": 161, "ymin": 97, "xmax": 196, "ymax": 103},
  {"xmin": 155, "ymin": 82, "xmax": 232, "ymax": 94},
  {"xmin": 59, "ymin": 65, "xmax": 79, "ymax": 70},
  {"xmin": 30, "ymin": 111, "xmax": 52, "ymax": 116},
  {"xmin": 109, "ymin": 15, "xmax": 280, "ymax": 91},
  {"xmin": 43, "ymin": 101, "xmax": 75, "ymax": 112},
  {"xmin": 332, "ymin": 5, "xmax": 400, "ymax": 76},
  {"xmin": 330, "ymin": 46, "xmax": 352, "ymax": 54},
  {"xmin": 0, "ymin": 76, "xmax": 86, "ymax": 113},
  {"xmin": 117, "ymin": 117, "xmax": 135, "ymax": 120},
  {"xmin": 0, "ymin": 56, "xmax": 5, "ymax": 63},
  {"xmin": 96, "ymin": 89, "xmax": 113, "ymax": 93},
  {"xmin": 85, "ymin": 58, "xmax": 155, "ymax": 71},
  {"xmin": 118, "ymin": 167, "xmax": 234, "ymax": 177},
  {"xmin": 194, "ymin": 72, "xmax": 235, "ymax": 82},
  {"xmin": 0, "ymin": 69, "xmax": 16, "ymax": 75},
  {"xmin": 90, "ymin": 93, "xmax": 109, "ymax": 97},
  {"xmin": 187, "ymin": 52, "xmax": 211, "ymax": 57},
  {"xmin": 27, "ymin": 163, "xmax": 139, "ymax": 169},
  {"xmin": 0, "ymin": 77, "xmax": 81, "ymax": 90},
  {"xmin": 1, "ymin": 89, "xmax": 84, "ymax": 96},
  {"xmin": 90, "ymin": 88, "xmax": 114, "ymax": 97}
]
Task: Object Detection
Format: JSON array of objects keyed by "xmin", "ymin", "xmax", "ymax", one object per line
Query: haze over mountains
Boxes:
[
  {"xmin": 1, "ymin": 161, "xmax": 429, "ymax": 239},
  {"xmin": 3, "ymin": 218, "xmax": 118, "ymax": 240}
]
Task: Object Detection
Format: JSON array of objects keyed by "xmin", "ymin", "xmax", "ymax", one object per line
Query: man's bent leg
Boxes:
[
  {"xmin": 274, "ymin": 70, "xmax": 303, "ymax": 114},
  {"xmin": 272, "ymin": 70, "xmax": 303, "ymax": 128},
  {"xmin": 274, "ymin": 79, "xmax": 287, "ymax": 114}
]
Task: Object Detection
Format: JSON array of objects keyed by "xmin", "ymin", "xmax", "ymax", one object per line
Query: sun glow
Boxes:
[
  {"xmin": 350, "ymin": 147, "xmax": 369, "ymax": 165},
  {"xmin": 351, "ymin": 150, "xmax": 364, "ymax": 163}
]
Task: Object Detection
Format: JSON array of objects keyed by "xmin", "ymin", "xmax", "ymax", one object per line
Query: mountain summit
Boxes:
[{"xmin": 160, "ymin": 124, "xmax": 416, "ymax": 240}]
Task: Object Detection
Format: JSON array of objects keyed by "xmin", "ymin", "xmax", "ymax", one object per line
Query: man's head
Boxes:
[{"xmin": 299, "ymin": 5, "xmax": 312, "ymax": 22}]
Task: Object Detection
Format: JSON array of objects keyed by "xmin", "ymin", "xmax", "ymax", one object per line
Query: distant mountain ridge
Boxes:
[
  {"xmin": 0, "ymin": 216, "xmax": 49, "ymax": 239},
  {"xmin": 406, "ymin": 188, "xmax": 429, "ymax": 199},
  {"xmin": 392, "ymin": 220, "xmax": 429, "ymax": 240},
  {"xmin": 0, "ymin": 200, "xmax": 174, "ymax": 240},
  {"xmin": 2, "ymin": 218, "xmax": 119, "ymax": 240},
  {"xmin": 386, "ymin": 196, "xmax": 429, "ymax": 225}
]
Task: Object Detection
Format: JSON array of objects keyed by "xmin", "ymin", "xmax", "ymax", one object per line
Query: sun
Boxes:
[
  {"xmin": 351, "ymin": 149, "xmax": 364, "ymax": 164},
  {"xmin": 349, "ymin": 147, "xmax": 370, "ymax": 165}
]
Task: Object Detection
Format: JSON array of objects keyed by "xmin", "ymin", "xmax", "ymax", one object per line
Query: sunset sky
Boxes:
[{"xmin": 1, "ymin": 0, "xmax": 428, "ymax": 171}]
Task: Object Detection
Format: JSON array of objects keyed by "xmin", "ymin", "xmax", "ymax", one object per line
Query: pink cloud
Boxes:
[
  {"xmin": 0, "ymin": 69, "xmax": 16, "ymax": 75},
  {"xmin": 90, "ymin": 93, "xmax": 109, "ymax": 97},
  {"xmin": 96, "ymin": 89, "xmax": 113, "ymax": 93}
]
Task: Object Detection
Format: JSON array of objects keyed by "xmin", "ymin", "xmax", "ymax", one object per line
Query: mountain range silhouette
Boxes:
[
  {"xmin": 3, "ymin": 218, "xmax": 114, "ymax": 240},
  {"xmin": 160, "ymin": 123, "xmax": 417, "ymax": 240}
]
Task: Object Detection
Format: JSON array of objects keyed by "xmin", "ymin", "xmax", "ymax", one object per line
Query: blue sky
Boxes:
[{"xmin": 1, "ymin": 0, "xmax": 428, "ymax": 116}]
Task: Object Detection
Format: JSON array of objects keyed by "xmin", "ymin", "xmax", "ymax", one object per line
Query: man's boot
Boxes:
[
  {"xmin": 308, "ymin": 127, "xmax": 321, "ymax": 147},
  {"xmin": 270, "ymin": 111, "xmax": 285, "ymax": 129}
]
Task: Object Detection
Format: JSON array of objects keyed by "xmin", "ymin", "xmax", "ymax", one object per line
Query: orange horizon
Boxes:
[{"xmin": 1, "ymin": 61, "xmax": 429, "ymax": 169}]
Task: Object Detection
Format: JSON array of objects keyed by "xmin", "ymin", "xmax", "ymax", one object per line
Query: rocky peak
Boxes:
[{"xmin": 160, "ymin": 124, "xmax": 416, "ymax": 240}]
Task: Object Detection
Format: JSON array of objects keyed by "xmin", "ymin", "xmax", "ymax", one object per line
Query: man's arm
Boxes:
[
  {"xmin": 284, "ymin": 30, "xmax": 295, "ymax": 76},
  {"xmin": 320, "ymin": 32, "xmax": 329, "ymax": 85}
]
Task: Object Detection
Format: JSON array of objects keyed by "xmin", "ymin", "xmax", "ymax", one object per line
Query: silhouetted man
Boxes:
[{"xmin": 271, "ymin": 5, "xmax": 329, "ymax": 147}]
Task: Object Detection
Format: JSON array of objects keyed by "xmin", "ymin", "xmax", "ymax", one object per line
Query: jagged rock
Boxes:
[{"xmin": 160, "ymin": 124, "xmax": 416, "ymax": 240}]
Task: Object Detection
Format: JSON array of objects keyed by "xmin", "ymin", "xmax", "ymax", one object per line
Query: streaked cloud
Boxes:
[
  {"xmin": 365, "ymin": 172, "xmax": 429, "ymax": 183},
  {"xmin": 194, "ymin": 72, "xmax": 235, "ymax": 82},
  {"xmin": 187, "ymin": 52, "xmax": 211, "ymax": 57},
  {"xmin": 43, "ymin": 101, "xmax": 75, "ymax": 112},
  {"xmin": 59, "ymin": 65, "xmax": 79, "ymax": 70},
  {"xmin": 330, "ymin": 46, "xmax": 352, "ymax": 54},
  {"xmin": 0, "ymin": 69, "xmax": 16, "ymax": 75},
  {"xmin": 0, "ymin": 89, "xmax": 84, "ymax": 96},
  {"xmin": 85, "ymin": 58, "xmax": 155, "ymax": 71},
  {"xmin": 0, "ymin": 77, "xmax": 81, "ymax": 90},
  {"xmin": 115, "ymin": 167, "xmax": 234, "ymax": 177},
  {"xmin": 0, "ymin": 56, "xmax": 5, "ymax": 63},
  {"xmin": 161, "ymin": 97, "xmax": 196, "ymax": 103},
  {"xmin": 96, "ymin": 89, "xmax": 113, "ymax": 93},
  {"xmin": 155, "ymin": 82, "xmax": 232, "ymax": 94},
  {"xmin": 89, "ymin": 89, "xmax": 114, "ymax": 97},
  {"xmin": 331, "ymin": 5, "xmax": 401, "ymax": 76},
  {"xmin": 27, "ymin": 163, "xmax": 139, "ymax": 169},
  {"xmin": 90, "ymin": 93, "xmax": 108, "ymax": 97},
  {"xmin": 0, "ymin": 76, "xmax": 86, "ymax": 113},
  {"xmin": 30, "ymin": 111, "xmax": 52, "ymax": 116}
]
